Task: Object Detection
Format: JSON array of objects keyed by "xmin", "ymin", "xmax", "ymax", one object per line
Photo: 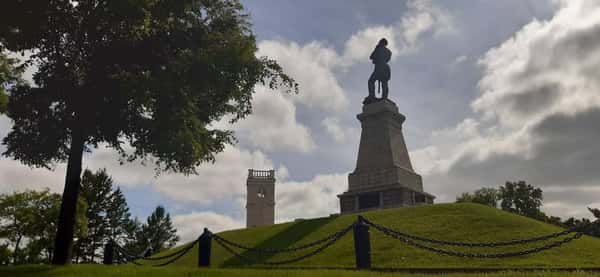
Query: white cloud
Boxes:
[
  {"xmin": 276, "ymin": 173, "xmax": 348, "ymax": 222},
  {"xmin": 172, "ymin": 211, "xmax": 243, "ymax": 243},
  {"xmin": 343, "ymin": 25, "xmax": 398, "ymax": 65},
  {"xmin": 0, "ymin": 158, "xmax": 65, "ymax": 194},
  {"xmin": 452, "ymin": 55, "xmax": 468, "ymax": 65},
  {"xmin": 151, "ymin": 145, "xmax": 274, "ymax": 204},
  {"xmin": 232, "ymin": 86, "xmax": 316, "ymax": 153},
  {"xmin": 257, "ymin": 41, "xmax": 349, "ymax": 113},
  {"xmin": 0, "ymin": 140, "xmax": 276, "ymax": 207},
  {"xmin": 342, "ymin": 0, "xmax": 455, "ymax": 65},
  {"xmin": 410, "ymin": 0, "xmax": 600, "ymax": 218},
  {"xmin": 321, "ymin": 117, "xmax": 350, "ymax": 143}
]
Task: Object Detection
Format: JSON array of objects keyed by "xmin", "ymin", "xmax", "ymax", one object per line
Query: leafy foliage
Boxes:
[
  {"xmin": 563, "ymin": 208, "xmax": 600, "ymax": 238},
  {"xmin": 499, "ymin": 181, "xmax": 545, "ymax": 220},
  {"xmin": 0, "ymin": 190, "xmax": 87, "ymax": 264},
  {"xmin": 0, "ymin": 243, "xmax": 10, "ymax": 265},
  {"xmin": 0, "ymin": 51, "xmax": 22, "ymax": 113},
  {"xmin": 456, "ymin": 187, "xmax": 499, "ymax": 207},
  {"xmin": 0, "ymin": 0, "xmax": 297, "ymax": 172},
  {"xmin": 138, "ymin": 206, "xmax": 179, "ymax": 253}
]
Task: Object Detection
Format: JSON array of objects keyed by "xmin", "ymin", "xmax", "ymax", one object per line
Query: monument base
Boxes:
[
  {"xmin": 338, "ymin": 187, "xmax": 434, "ymax": 213},
  {"xmin": 339, "ymin": 98, "xmax": 435, "ymax": 214}
]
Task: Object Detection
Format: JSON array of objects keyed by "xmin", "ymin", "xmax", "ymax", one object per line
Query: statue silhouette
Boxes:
[{"xmin": 365, "ymin": 38, "xmax": 392, "ymax": 104}]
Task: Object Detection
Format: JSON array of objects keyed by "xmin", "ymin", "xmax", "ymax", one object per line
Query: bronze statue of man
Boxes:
[{"xmin": 366, "ymin": 38, "xmax": 392, "ymax": 103}]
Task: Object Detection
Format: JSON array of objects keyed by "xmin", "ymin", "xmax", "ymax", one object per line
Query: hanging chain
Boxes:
[
  {"xmin": 213, "ymin": 223, "xmax": 354, "ymax": 265},
  {"xmin": 366, "ymin": 220, "xmax": 584, "ymax": 258},
  {"xmin": 362, "ymin": 217, "xmax": 590, "ymax": 248},
  {"xmin": 212, "ymin": 224, "xmax": 353, "ymax": 254}
]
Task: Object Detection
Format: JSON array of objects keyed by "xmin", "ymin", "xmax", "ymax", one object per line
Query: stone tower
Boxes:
[
  {"xmin": 338, "ymin": 99, "xmax": 435, "ymax": 213},
  {"xmin": 246, "ymin": 169, "xmax": 275, "ymax": 228}
]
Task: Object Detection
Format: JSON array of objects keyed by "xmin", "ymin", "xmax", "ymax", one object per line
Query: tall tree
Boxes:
[
  {"xmin": 0, "ymin": 0, "xmax": 296, "ymax": 264},
  {"xmin": 121, "ymin": 217, "xmax": 145, "ymax": 255},
  {"xmin": 77, "ymin": 168, "xmax": 132, "ymax": 263},
  {"xmin": 499, "ymin": 181, "xmax": 544, "ymax": 219},
  {"xmin": 139, "ymin": 206, "xmax": 179, "ymax": 253}
]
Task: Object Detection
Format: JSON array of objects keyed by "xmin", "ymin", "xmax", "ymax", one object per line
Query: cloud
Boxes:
[
  {"xmin": 321, "ymin": 117, "xmax": 353, "ymax": 143},
  {"xmin": 0, "ymin": 158, "xmax": 65, "ymax": 194},
  {"xmin": 276, "ymin": 173, "xmax": 348, "ymax": 222},
  {"xmin": 172, "ymin": 211, "xmax": 243, "ymax": 243},
  {"xmin": 231, "ymin": 86, "xmax": 316, "ymax": 153},
  {"xmin": 151, "ymin": 146, "xmax": 274, "ymax": 204},
  {"xmin": 342, "ymin": 0, "xmax": 455, "ymax": 65},
  {"xmin": 257, "ymin": 40, "xmax": 349, "ymax": 113},
  {"xmin": 452, "ymin": 55, "xmax": 468, "ymax": 65},
  {"xmin": 410, "ymin": 0, "xmax": 600, "ymax": 218}
]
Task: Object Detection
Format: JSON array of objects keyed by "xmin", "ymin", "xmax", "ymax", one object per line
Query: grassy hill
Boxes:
[
  {"xmin": 3, "ymin": 266, "xmax": 600, "ymax": 277},
  {"xmin": 144, "ymin": 203, "xmax": 600, "ymax": 269}
]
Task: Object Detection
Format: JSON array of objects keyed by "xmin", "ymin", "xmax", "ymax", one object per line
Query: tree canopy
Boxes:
[
  {"xmin": 499, "ymin": 181, "xmax": 544, "ymax": 220},
  {"xmin": 137, "ymin": 206, "xmax": 179, "ymax": 253},
  {"xmin": 456, "ymin": 187, "xmax": 499, "ymax": 207},
  {"xmin": 0, "ymin": 52, "xmax": 22, "ymax": 113},
  {"xmin": 0, "ymin": 190, "xmax": 87, "ymax": 264},
  {"xmin": 1, "ymin": 0, "xmax": 296, "ymax": 264},
  {"xmin": 1, "ymin": 0, "xmax": 296, "ymax": 172}
]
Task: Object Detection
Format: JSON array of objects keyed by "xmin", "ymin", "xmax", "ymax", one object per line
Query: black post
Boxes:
[
  {"xmin": 353, "ymin": 215, "xmax": 371, "ymax": 270},
  {"xmin": 103, "ymin": 241, "xmax": 114, "ymax": 265},
  {"xmin": 198, "ymin": 228, "xmax": 212, "ymax": 268}
]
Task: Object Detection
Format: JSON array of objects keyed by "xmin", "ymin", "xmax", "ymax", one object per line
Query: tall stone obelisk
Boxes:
[{"xmin": 337, "ymin": 100, "xmax": 435, "ymax": 213}]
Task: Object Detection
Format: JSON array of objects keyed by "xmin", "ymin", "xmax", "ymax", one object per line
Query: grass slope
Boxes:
[
  {"xmin": 145, "ymin": 203, "xmax": 600, "ymax": 269},
  {"xmin": 2, "ymin": 265, "xmax": 600, "ymax": 277}
]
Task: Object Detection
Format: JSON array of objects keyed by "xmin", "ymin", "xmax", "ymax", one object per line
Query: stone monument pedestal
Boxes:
[{"xmin": 338, "ymin": 99, "xmax": 434, "ymax": 213}]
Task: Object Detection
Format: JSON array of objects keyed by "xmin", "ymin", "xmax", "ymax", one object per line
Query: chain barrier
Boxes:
[
  {"xmin": 212, "ymin": 225, "xmax": 353, "ymax": 254},
  {"xmin": 112, "ymin": 244, "xmax": 144, "ymax": 260},
  {"xmin": 114, "ymin": 248, "xmax": 142, "ymax": 265},
  {"xmin": 149, "ymin": 240, "xmax": 197, "ymax": 267},
  {"xmin": 362, "ymin": 217, "xmax": 590, "ymax": 248},
  {"xmin": 213, "ymin": 223, "xmax": 354, "ymax": 265},
  {"xmin": 105, "ymin": 217, "xmax": 598, "ymax": 267},
  {"xmin": 365, "ymin": 219, "xmax": 585, "ymax": 258},
  {"xmin": 111, "ymin": 238, "xmax": 198, "ymax": 266}
]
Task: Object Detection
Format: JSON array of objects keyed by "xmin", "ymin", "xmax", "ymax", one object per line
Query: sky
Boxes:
[{"xmin": 2, "ymin": 0, "xmax": 600, "ymax": 243}]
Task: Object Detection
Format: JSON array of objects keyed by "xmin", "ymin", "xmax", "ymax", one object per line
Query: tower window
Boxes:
[{"xmin": 257, "ymin": 187, "xmax": 266, "ymax": 198}]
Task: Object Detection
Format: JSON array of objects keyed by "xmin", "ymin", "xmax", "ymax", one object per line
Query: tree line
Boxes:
[
  {"xmin": 0, "ymin": 169, "xmax": 178, "ymax": 265},
  {"xmin": 456, "ymin": 180, "xmax": 600, "ymax": 237}
]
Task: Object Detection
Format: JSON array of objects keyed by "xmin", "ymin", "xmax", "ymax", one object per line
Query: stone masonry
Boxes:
[
  {"xmin": 246, "ymin": 169, "xmax": 275, "ymax": 228},
  {"xmin": 338, "ymin": 99, "xmax": 435, "ymax": 213}
]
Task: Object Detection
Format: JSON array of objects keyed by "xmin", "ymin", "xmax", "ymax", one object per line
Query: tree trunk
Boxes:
[
  {"xmin": 13, "ymin": 234, "xmax": 22, "ymax": 265},
  {"xmin": 51, "ymin": 127, "xmax": 85, "ymax": 265}
]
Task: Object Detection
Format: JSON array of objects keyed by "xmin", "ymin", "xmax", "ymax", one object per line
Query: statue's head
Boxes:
[{"xmin": 378, "ymin": 38, "xmax": 388, "ymax": 46}]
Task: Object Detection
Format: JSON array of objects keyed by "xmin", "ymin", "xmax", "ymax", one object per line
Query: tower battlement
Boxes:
[{"xmin": 248, "ymin": 169, "xmax": 275, "ymax": 180}]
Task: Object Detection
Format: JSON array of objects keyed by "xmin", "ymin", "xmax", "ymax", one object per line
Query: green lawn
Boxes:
[
  {"xmin": 1, "ymin": 265, "xmax": 600, "ymax": 277},
  {"xmin": 139, "ymin": 203, "xmax": 600, "ymax": 269}
]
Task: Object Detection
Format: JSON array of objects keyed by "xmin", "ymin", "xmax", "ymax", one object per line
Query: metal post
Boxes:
[
  {"xmin": 353, "ymin": 216, "xmax": 371, "ymax": 270},
  {"xmin": 103, "ymin": 241, "xmax": 114, "ymax": 265},
  {"xmin": 198, "ymin": 228, "xmax": 212, "ymax": 267}
]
